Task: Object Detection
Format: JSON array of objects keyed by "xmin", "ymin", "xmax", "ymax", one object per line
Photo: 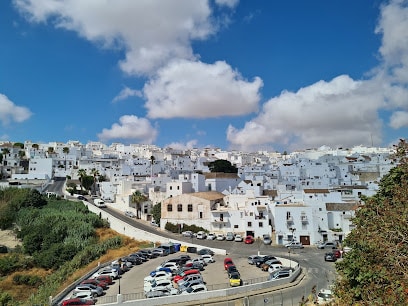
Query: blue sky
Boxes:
[{"xmin": 1, "ymin": 0, "xmax": 407, "ymax": 153}]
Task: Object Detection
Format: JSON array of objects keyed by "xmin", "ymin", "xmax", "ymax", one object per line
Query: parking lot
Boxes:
[{"xmin": 92, "ymin": 250, "xmax": 270, "ymax": 304}]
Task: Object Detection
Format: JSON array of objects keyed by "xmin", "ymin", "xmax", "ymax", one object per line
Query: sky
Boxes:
[{"xmin": 0, "ymin": 0, "xmax": 408, "ymax": 153}]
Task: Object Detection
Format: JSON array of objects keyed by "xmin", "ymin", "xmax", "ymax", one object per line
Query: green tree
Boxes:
[
  {"xmin": 77, "ymin": 169, "xmax": 87, "ymax": 191},
  {"xmin": 208, "ymin": 159, "xmax": 238, "ymax": 173},
  {"xmin": 13, "ymin": 142, "xmax": 24, "ymax": 149},
  {"xmin": 151, "ymin": 202, "xmax": 161, "ymax": 225},
  {"xmin": 334, "ymin": 139, "xmax": 408, "ymax": 305},
  {"xmin": 81, "ymin": 175, "xmax": 94, "ymax": 191},
  {"xmin": 90, "ymin": 168, "xmax": 100, "ymax": 196},
  {"xmin": 131, "ymin": 191, "xmax": 147, "ymax": 219}
]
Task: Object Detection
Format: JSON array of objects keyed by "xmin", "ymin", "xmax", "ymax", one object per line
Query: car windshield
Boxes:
[
  {"xmin": 230, "ymin": 273, "xmax": 240, "ymax": 279},
  {"xmin": 318, "ymin": 292, "xmax": 333, "ymax": 299}
]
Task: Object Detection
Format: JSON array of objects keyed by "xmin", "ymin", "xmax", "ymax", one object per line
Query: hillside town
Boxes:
[{"xmin": 0, "ymin": 140, "xmax": 396, "ymax": 247}]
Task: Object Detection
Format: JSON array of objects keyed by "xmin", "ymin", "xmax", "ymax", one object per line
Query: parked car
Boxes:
[
  {"xmin": 177, "ymin": 273, "xmax": 204, "ymax": 287},
  {"xmin": 245, "ymin": 235, "xmax": 254, "ymax": 244},
  {"xmin": 269, "ymin": 268, "xmax": 292, "ymax": 280},
  {"xmin": 182, "ymin": 231, "xmax": 194, "ymax": 237},
  {"xmin": 77, "ymin": 195, "xmax": 87, "ymax": 201},
  {"xmin": 196, "ymin": 231, "xmax": 207, "ymax": 239},
  {"xmin": 124, "ymin": 211, "xmax": 136, "ymax": 218},
  {"xmin": 248, "ymin": 255, "xmax": 264, "ymax": 265},
  {"xmin": 149, "ymin": 267, "xmax": 172, "ymax": 276},
  {"xmin": 234, "ymin": 234, "xmax": 243, "ymax": 242},
  {"xmin": 144, "ymin": 270, "xmax": 172, "ymax": 283},
  {"xmin": 317, "ymin": 288, "xmax": 334, "ymax": 303},
  {"xmin": 317, "ymin": 241, "xmax": 337, "ymax": 249},
  {"xmin": 216, "ymin": 234, "xmax": 225, "ymax": 241},
  {"xmin": 206, "ymin": 233, "xmax": 216, "ymax": 240},
  {"xmin": 91, "ymin": 268, "xmax": 118, "ymax": 280},
  {"xmin": 150, "ymin": 220, "xmax": 159, "ymax": 227},
  {"xmin": 145, "ymin": 287, "xmax": 179, "ymax": 298},
  {"xmin": 73, "ymin": 284, "xmax": 103, "ymax": 297},
  {"xmin": 173, "ymin": 269, "xmax": 200, "ymax": 283},
  {"xmin": 144, "ymin": 278, "xmax": 174, "ymax": 293},
  {"xmin": 324, "ymin": 252, "xmax": 337, "ymax": 262},
  {"xmin": 227, "ymin": 265, "xmax": 239, "ymax": 278},
  {"xmin": 200, "ymin": 254, "xmax": 215, "ymax": 264},
  {"xmin": 261, "ymin": 259, "xmax": 283, "ymax": 271},
  {"xmin": 225, "ymin": 232, "xmax": 235, "ymax": 241},
  {"xmin": 152, "ymin": 248, "xmax": 168, "ymax": 257},
  {"xmin": 69, "ymin": 291, "xmax": 97, "ymax": 302},
  {"xmin": 92, "ymin": 275, "xmax": 113, "ymax": 285},
  {"xmin": 229, "ymin": 271, "xmax": 242, "ymax": 287},
  {"xmin": 62, "ymin": 298, "xmax": 95, "ymax": 306},
  {"xmin": 179, "ymin": 283, "xmax": 207, "ymax": 294},
  {"xmin": 156, "ymin": 261, "xmax": 179, "ymax": 273},
  {"xmin": 80, "ymin": 278, "xmax": 108, "ymax": 290},
  {"xmin": 178, "ymin": 279, "xmax": 205, "ymax": 293},
  {"xmin": 267, "ymin": 264, "xmax": 283, "ymax": 274},
  {"xmin": 139, "ymin": 249, "xmax": 158, "ymax": 259},
  {"xmin": 263, "ymin": 234, "xmax": 272, "ymax": 245},
  {"xmin": 332, "ymin": 249, "xmax": 342, "ymax": 258},
  {"xmin": 255, "ymin": 255, "xmax": 278, "ymax": 268},
  {"xmin": 224, "ymin": 258, "xmax": 234, "ymax": 270},
  {"xmin": 197, "ymin": 248, "xmax": 215, "ymax": 256},
  {"xmin": 183, "ymin": 261, "xmax": 204, "ymax": 271},
  {"xmin": 285, "ymin": 241, "xmax": 304, "ymax": 249}
]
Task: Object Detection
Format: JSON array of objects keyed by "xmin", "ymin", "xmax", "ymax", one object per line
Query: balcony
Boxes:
[
  {"xmin": 300, "ymin": 215, "xmax": 308, "ymax": 223},
  {"xmin": 211, "ymin": 218, "xmax": 227, "ymax": 224}
]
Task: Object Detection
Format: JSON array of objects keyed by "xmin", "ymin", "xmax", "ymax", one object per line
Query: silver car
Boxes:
[{"xmin": 73, "ymin": 283, "xmax": 103, "ymax": 297}]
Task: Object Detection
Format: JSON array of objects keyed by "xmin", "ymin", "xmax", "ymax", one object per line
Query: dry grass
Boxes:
[{"xmin": 0, "ymin": 227, "xmax": 157, "ymax": 303}]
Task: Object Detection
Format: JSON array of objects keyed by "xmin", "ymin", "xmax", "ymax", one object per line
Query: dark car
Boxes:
[
  {"xmin": 227, "ymin": 265, "xmax": 240, "ymax": 278},
  {"xmin": 77, "ymin": 195, "xmax": 87, "ymax": 201},
  {"xmin": 255, "ymin": 255, "xmax": 277, "ymax": 268},
  {"xmin": 197, "ymin": 248, "xmax": 215, "ymax": 256},
  {"xmin": 324, "ymin": 252, "xmax": 337, "ymax": 262}
]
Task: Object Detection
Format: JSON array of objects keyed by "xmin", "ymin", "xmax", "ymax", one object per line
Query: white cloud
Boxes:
[
  {"xmin": 227, "ymin": 75, "xmax": 384, "ymax": 151},
  {"xmin": 165, "ymin": 139, "xmax": 198, "ymax": 150},
  {"xmin": 13, "ymin": 0, "xmax": 216, "ymax": 75},
  {"xmin": 144, "ymin": 59, "xmax": 263, "ymax": 119},
  {"xmin": 389, "ymin": 111, "xmax": 408, "ymax": 129},
  {"xmin": 97, "ymin": 115, "xmax": 157, "ymax": 144},
  {"xmin": 215, "ymin": 0, "xmax": 239, "ymax": 9},
  {"xmin": 112, "ymin": 86, "xmax": 142, "ymax": 103},
  {"xmin": 0, "ymin": 94, "xmax": 32, "ymax": 125}
]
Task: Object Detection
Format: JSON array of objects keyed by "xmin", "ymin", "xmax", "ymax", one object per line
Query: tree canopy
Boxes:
[
  {"xmin": 208, "ymin": 159, "xmax": 238, "ymax": 173},
  {"xmin": 334, "ymin": 139, "xmax": 408, "ymax": 305}
]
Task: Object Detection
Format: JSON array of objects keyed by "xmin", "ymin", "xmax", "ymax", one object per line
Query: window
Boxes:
[
  {"xmin": 199, "ymin": 212, "xmax": 203, "ymax": 219},
  {"xmin": 177, "ymin": 186, "xmax": 179, "ymax": 190},
  {"xmin": 247, "ymin": 222, "xmax": 252, "ymax": 227},
  {"xmin": 177, "ymin": 204, "xmax": 182, "ymax": 212},
  {"xmin": 220, "ymin": 213, "xmax": 224, "ymax": 221},
  {"xmin": 234, "ymin": 225, "xmax": 239, "ymax": 229},
  {"xmin": 187, "ymin": 204, "xmax": 193, "ymax": 212},
  {"xmin": 170, "ymin": 186, "xmax": 172, "ymax": 190},
  {"xmin": 167, "ymin": 204, "xmax": 173, "ymax": 212},
  {"xmin": 259, "ymin": 222, "xmax": 263, "ymax": 227}
]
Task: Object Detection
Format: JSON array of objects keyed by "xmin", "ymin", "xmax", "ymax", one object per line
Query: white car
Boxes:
[
  {"xmin": 206, "ymin": 233, "xmax": 216, "ymax": 240},
  {"xmin": 124, "ymin": 211, "xmax": 136, "ymax": 218},
  {"xmin": 317, "ymin": 289, "xmax": 334, "ymax": 303},
  {"xmin": 188, "ymin": 257, "xmax": 206, "ymax": 266},
  {"xmin": 234, "ymin": 234, "xmax": 243, "ymax": 242},
  {"xmin": 92, "ymin": 268, "xmax": 118, "ymax": 280},
  {"xmin": 182, "ymin": 231, "xmax": 193, "ymax": 237},
  {"xmin": 200, "ymin": 254, "xmax": 215, "ymax": 263},
  {"xmin": 156, "ymin": 262, "xmax": 179, "ymax": 272},
  {"xmin": 196, "ymin": 231, "xmax": 207, "ymax": 239},
  {"xmin": 216, "ymin": 234, "xmax": 225, "ymax": 241},
  {"xmin": 144, "ymin": 270, "xmax": 172, "ymax": 283},
  {"xmin": 144, "ymin": 278, "xmax": 174, "ymax": 293},
  {"xmin": 285, "ymin": 241, "xmax": 304, "ymax": 249},
  {"xmin": 180, "ymin": 283, "xmax": 208, "ymax": 294},
  {"xmin": 267, "ymin": 264, "xmax": 283, "ymax": 274}
]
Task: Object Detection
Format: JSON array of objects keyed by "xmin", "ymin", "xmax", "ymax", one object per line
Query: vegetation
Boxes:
[
  {"xmin": 208, "ymin": 159, "xmax": 238, "ymax": 173},
  {"xmin": 151, "ymin": 202, "xmax": 161, "ymax": 225},
  {"xmin": 0, "ymin": 189, "xmax": 131, "ymax": 305},
  {"xmin": 165, "ymin": 222, "xmax": 207, "ymax": 234},
  {"xmin": 131, "ymin": 191, "xmax": 148, "ymax": 219},
  {"xmin": 334, "ymin": 139, "xmax": 408, "ymax": 305}
]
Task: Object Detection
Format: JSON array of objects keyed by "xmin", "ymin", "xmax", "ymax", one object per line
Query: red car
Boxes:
[
  {"xmin": 245, "ymin": 235, "xmax": 254, "ymax": 244},
  {"xmin": 93, "ymin": 275, "xmax": 113, "ymax": 285},
  {"xmin": 332, "ymin": 249, "xmax": 342, "ymax": 259},
  {"xmin": 81, "ymin": 278, "xmax": 108, "ymax": 290},
  {"xmin": 61, "ymin": 298, "xmax": 95, "ymax": 305},
  {"xmin": 224, "ymin": 257, "xmax": 234, "ymax": 270}
]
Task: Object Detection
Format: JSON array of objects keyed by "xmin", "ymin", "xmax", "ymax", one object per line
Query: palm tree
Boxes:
[
  {"xmin": 63, "ymin": 147, "xmax": 69, "ymax": 170},
  {"xmin": 77, "ymin": 169, "xmax": 87, "ymax": 191},
  {"xmin": 131, "ymin": 191, "xmax": 148, "ymax": 219}
]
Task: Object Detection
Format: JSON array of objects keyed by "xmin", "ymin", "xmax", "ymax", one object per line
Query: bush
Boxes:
[{"xmin": 13, "ymin": 274, "xmax": 43, "ymax": 286}]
